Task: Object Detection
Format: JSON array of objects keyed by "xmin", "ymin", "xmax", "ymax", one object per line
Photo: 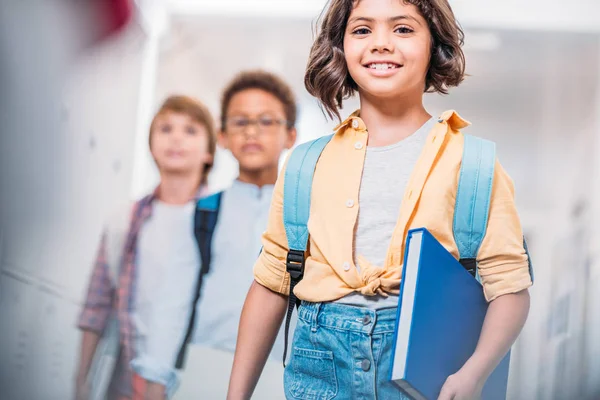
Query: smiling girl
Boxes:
[{"xmin": 227, "ymin": 1, "xmax": 532, "ymax": 399}]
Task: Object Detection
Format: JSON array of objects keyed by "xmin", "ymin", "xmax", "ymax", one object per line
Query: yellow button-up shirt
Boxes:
[{"xmin": 254, "ymin": 110, "xmax": 532, "ymax": 303}]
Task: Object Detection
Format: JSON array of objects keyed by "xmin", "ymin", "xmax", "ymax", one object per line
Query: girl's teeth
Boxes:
[{"xmin": 369, "ymin": 63, "xmax": 396, "ymax": 70}]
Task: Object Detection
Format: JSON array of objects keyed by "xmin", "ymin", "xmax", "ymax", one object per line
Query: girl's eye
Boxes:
[
  {"xmin": 160, "ymin": 124, "xmax": 172, "ymax": 133},
  {"xmin": 186, "ymin": 126, "xmax": 197, "ymax": 135},
  {"xmin": 352, "ymin": 27, "xmax": 371, "ymax": 35},
  {"xmin": 395, "ymin": 26, "xmax": 414, "ymax": 34}
]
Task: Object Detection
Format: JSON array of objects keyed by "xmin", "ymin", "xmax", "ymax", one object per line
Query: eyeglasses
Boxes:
[{"xmin": 225, "ymin": 116, "xmax": 289, "ymax": 135}]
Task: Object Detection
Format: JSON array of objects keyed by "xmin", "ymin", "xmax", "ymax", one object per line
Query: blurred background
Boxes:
[{"xmin": 0, "ymin": 0, "xmax": 599, "ymax": 399}]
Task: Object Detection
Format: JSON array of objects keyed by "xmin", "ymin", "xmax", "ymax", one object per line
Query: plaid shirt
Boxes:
[{"xmin": 78, "ymin": 187, "xmax": 206, "ymax": 398}]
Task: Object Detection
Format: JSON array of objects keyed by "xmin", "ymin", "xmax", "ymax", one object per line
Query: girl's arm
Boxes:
[
  {"xmin": 438, "ymin": 289, "xmax": 530, "ymax": 400},
  {"xmin": 439, "ymin": 158, "xmax": 533, "ymax": 399},
  {"xmin": 227, "ymin": 281, "xmax": 288, "ymax": 400},
  {"xmin": 473, "ymin": 160, "xmax": 533, "ymax": 307}
]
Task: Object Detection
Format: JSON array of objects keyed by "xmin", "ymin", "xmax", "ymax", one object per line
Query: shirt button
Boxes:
[
  {"xmin": 352, "ymin": 119, "xmax": 359, "ymax": 129},
  {"xmin": 362, "ymin": 315, "xmax": 371, "ymax": 325},
  {"xmin": 343, "ymin": 262, "xmax": 351, "ymax": 271},
  {"xmin": 361, "ymin": 359, "xmax": 371, "ymax": 371},
  {"xmin": 346, "ymin": 199, "xmax": 355, "ymax": 208},
  {"xmin": 354, "ymin": 142, "xmax": 363, "ymax": 150}
]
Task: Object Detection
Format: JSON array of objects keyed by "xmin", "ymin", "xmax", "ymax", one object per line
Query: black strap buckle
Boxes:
[
  {"xmin": 459, "ymin": 258, "xmax": 477, "ymax": 278},
  {"xmin": 283, "ymin": 249, "xmax": 305, "ymax": 367},
  {"xmin": 286, "ymin": 249, "xmax": 305, "ymax": 280}
]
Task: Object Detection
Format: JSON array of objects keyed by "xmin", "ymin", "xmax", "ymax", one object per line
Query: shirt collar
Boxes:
[
  {"xmin": 231, "ymin": 179, "xmax": 275, "ymax": 199},
  {"xmin": 333, "ymin": 109, "xmax": 470, "ymax": 134},
  {"xmin": 333, "ymin": 109, "xmax": 364, "ymax": 133},
  {"xmin": 438, "ymin": 110, "xmax": 471, "ymax": 130}
]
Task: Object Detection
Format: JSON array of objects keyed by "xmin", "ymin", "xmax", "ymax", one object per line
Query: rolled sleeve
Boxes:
[
  {"xmin": 130, "ymin": 356, "xmax": 180, "ymax": 399},
  {"xmin": 253, "ymin": 159, "xmax": 291, "ymax": 295},
  {"xmin": 477, "ymin": 160, "xmax": 533, "ymax": 302},
  {"xmin": 78, "ymin": 232, "xmax": 115, "ymax": 333}
]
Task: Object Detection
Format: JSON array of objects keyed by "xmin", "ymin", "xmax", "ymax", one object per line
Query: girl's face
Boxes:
[
  {"xmin": 150, "ymin": 111, "xmax": 212, "ymax": 177},
  {"xmin": 343, "ymin": 0, "xmax": 432, "ymax": 100}
]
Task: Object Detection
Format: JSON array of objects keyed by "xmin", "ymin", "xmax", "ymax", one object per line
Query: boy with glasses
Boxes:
[{"xmin": 191, "ymin": 70, "xmax": 297, "ymax": 360}]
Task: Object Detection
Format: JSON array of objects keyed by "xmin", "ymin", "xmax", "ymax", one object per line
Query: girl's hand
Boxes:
[{"xmin": 437, "ymin": 369, "xmax": 484, "ymax": 400}]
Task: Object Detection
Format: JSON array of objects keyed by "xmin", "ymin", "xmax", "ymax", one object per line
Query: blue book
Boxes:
[{"xmin": 390, "ymin": 228, "xmax": 510, "ymax": 400}]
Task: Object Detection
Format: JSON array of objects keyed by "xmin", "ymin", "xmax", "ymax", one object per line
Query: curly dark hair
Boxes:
[
  {"xmin": 305, "ymin": 0, "xmax": 466, "ymax": 120},
  {"xmin": 220, "ymin": 70, "xmax": 297, "ymax": 129}
]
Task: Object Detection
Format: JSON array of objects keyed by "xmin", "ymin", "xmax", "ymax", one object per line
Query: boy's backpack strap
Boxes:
[
  {"xmin": 195, "ymin": 191, "xmax": 223, "ymax": 277},
  {"xmin": 281, "ymin": 134, "xmax": 333, "ymax": 366},
  {"xmin": 453, "ymin": 134, "xmax": 496, "ymax": 278},
  {"xmin": 175, "ymin": 191, "xmax": 223, "ymax": 369}
]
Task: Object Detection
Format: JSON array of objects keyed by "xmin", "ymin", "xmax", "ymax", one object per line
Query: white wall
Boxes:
[
  {"xmin": 583, "ymin": 41, "xmax": 600, "ymax": 398},
  {"xmin": 0, "ymin": 19, "xmax": 148, "ymax": 399}
]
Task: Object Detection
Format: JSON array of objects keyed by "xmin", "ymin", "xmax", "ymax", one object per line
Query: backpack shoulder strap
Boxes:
[
  {"xmin": 283, "ymin": 134, "xmax": 334, "ymax": 258},
  {"xmin": 453, "ymin": 134, "xmax": 496, "ymax": 277},
  {"xmin": 197, "ymin": 191, "xmax": 222, "ymax": 213},
  {"xmin": 176, "ymin": 191, "xmax": 223, "ymax": 369},
  {"xmin": 281, "ymin": 134, "xmax": 333, "ymax": 366},
  {"xmin": 195, "ymin": 191, "xmax": 223, "ymax": 274}
]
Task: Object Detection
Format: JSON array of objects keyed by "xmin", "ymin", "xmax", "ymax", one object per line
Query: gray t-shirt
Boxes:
[{"xmin": 337, "ymin": 117, "xmax": 435, "ymax": 309}]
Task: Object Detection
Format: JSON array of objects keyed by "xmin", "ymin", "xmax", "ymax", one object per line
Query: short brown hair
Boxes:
[
  {"xmin": 220, "ymin": 70, "xmax": 297, "ymax": 129},
  {"xmin": 149, "ymin": 95, "xmax": 217, "ymax": 184},
  {"xmin": 305, "ymin": 0, "xmax": 466, "ymax": 120}
]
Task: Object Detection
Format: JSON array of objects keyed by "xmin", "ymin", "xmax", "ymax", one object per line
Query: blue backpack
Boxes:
[{"xmin": 280, "ymin": 133, "xmax": 530, "ymax": 365}]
